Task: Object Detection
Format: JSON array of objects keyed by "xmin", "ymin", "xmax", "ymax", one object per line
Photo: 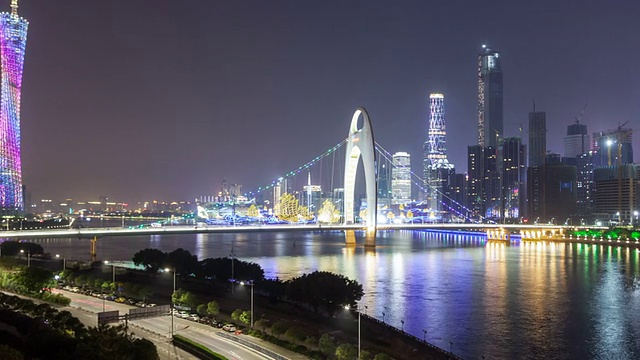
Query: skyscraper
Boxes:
[
  {"xmin": 467, "ymin": 145, "xmax": 484, "ymax": 218},
  {"xmin": 528, "ymin": 111, "xmax": 546, "ymax": 167},
  {"xmin": 391, "ymin": 152, "xmax": 411, "ymax": 205},
  {"xmin": 593, "ymin": 127, "xmax": 633, "ymax": 166},
  {"xmin": 0, "ymin": 0, "xmax": 27, "ymax": 214},
  {"xmin": 502, "ymin": 137, "xmax": 526, "ymax": 219},
  {"xmin": 477, "ymin": 46, "xmax": 503, "ymax": 148},
  {"xmin": 424, "ymin": 93, "xmax": 454, "ymax": 211},
  {"xmin": 564, "ymin": 122, "xmax": 590, "ymax": 158}
]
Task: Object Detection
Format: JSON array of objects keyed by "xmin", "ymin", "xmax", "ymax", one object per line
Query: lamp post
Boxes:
[
  {"xmin": 423, "ymin": 329, "xmax": 427, "ymax": 342},
  {"xmin": 55, "ymin": 254, "xmax": 65, "ymax": 270},
  {"xmin": 240, "ymin": 281, "xmax": 254, "ymax": 328},
  {"xmin": 104, "ymin": 260, "xmax": 115, "ymax": 283},
  {"xmin": 449, "ymin": 341, "xmax": 453, "ymax": 354},
  {"xmin": 400, "ymin": 319, "xmax": 404, "ymax": 332},
  {"xmin": 20, "ymin": 249, "xmax": 30, "ymax": 267},
  {"xmin": 165, "ymin": 268, "xmax": 176, "ymax": 338},
  {"xmin": 358, "ymin": 309, "xmax": 361, "ymax": 359},
  {"xmin": 382, "ymin": 311, "xmax": 385, "ymax": 323}
]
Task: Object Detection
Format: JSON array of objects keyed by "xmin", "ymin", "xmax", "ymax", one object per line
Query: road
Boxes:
[{"xmin": 54, "ymin": 289, "xmax": 304, "ymax": 360}]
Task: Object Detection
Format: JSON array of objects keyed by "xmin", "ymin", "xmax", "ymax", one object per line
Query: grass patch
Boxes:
[{"xmin": 173, "ymin": 334, "xmax": 228, "ymax": 360}]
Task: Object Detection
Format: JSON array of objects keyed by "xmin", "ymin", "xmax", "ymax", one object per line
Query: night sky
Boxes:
[{"xmin": 16, "ymin": 0, "xmax": 640, "ymax": 203}]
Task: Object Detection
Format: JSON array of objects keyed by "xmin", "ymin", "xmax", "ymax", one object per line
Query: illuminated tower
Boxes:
[
  {"xmin": 0, "ymin": 0, "xmax": 27, "ymax": 214},
  {"xmin": 477, "ymin": 45, "xmax": 503, "ymax": 148},
  {"xmin": 424, "ymin": 93, "xmax": 453, "ymax": 211}
]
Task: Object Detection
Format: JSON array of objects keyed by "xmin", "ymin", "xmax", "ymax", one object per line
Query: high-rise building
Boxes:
[
  {"xmin": 424, "ymin": 93, "xmax": 454, "ymax": 211},
  {"xmin": 528, "ymin": 111, "xmax": 547, "ymax": 167},
  {"xmin": 593, "ymin": 127, "xmax": 633, "ymax": 166},
  {"xmin": 477, "ymin": 46, "xmax": 503, "ymax": 149},
  {"xmin": 564, "ymin": 122, "xmax": 590, "ymax": 158},
  {"xmin": 502, "ymin": 137, "xmax": 526, "ymax": 220},
  {"xmin": 377, "ymin": 163, "xmax": 391, "ymax": 207},
  {"xmin": 391, "ymin": 152, "xmax": 411, "ymax": 205},
  {"xmin": 527, "ymin": 163, "xmax": 577, "ymax": 223},
  {"xmin": 467, "ymin": 145, "xmax": 484, "ymax": 219},
  {"xmin": 444, "ymin": 172, "xmax": 466, "ymax": 219},
  {"xmin": 593, "ymin": 165, "xmax": 639, "ymax": 225},
  {"xmin": 0, "ymin": 1, "xmax": 27, "ymax": 214}
]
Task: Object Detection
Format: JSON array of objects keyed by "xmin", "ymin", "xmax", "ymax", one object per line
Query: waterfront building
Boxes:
[
  {"xmin": 424, "ymin": 93, "xmax": 454, "ymax": 212},
  {"xmin": 593, "ymin": 164, "xmax": 639, "ymax": 225},
  {"xmin": 528, "ymin": 111, "xmax": 547, "ymax": 167},
  {"xmin": 391, "ymin": 152, "xmax": 411, "ymax": 205},
  {"xmin": 0, "ymin": 0, "xmax": 27, "ymax": 215},
  {"xmin": 502, "ymin": 137, "xmax": 526, "ymax": 220},
  {"xmin": 564, "ymin": 122, "xmax": 590, "ymax": 159},
  {"xmin": 593, "ymin": 127, "xmax": 633, "ymax": 166},
  {"xmin": 467, "ymin": 145, "xmax": 484, "ymax": 218},
  {"xmin": 527, "ymin": 162, "xmax": 577, "ymax": 223},
  {"xmin": 444, "ymin": 172, "xmax": 467, "ymax": 219},
  {"xmin": 302, "ymin": 172, "xmax": 322, "ymax": 215},
  {"xmin": 477, "ymin": 46, "xmax": 503, "ymax": 149},
  {"xmin": 377, "ymin": 163, "xmax": 391, "ymax": 207},
  {"xmin": 483, "ymin": 145, "xmax": 501, "ymax": 219},
  {"xmin": 576, "ymin": 150, "xmax": 599, "ymax": 216}
]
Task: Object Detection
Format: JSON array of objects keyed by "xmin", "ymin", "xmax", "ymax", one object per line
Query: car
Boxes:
[
  {"xmin": 146, "ymin": 303, "xmax": 156, "ymax": 307},
  {"xmin": 188, "ymin": 314, "xmax": 200, "ymax": 322},
  {"xmin": 115, "ymin": 297, "xmax": 126, "ymax": 303},
  {"xmin": 178, "ymin": 312, "xmax": 190, "ymax": 319},
  {"xmin": 106, "ymin": 295, "xmax": 117, "ymax": 301},
  {"xmin": 222, "ymin": 324, "xmax": 236, "ymax": 332},
  {"xmin": 135, "ymin": 302, "xmax": 146, "ymax": 307},
  {"xmin": 126, "ymin": 299, "xmax": 137, "ymax": 305}
]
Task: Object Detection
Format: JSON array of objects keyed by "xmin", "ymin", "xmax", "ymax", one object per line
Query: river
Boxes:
[{"xmin": 24, "ymin": 230, "xmax": 640, "ymax": 359}]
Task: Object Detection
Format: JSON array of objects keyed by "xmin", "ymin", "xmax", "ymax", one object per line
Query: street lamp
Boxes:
[
  {"xmin": 400, "ymin": 319, "xmax": 404, "ymax": 332},
  {"xmin": 104, "ymin": 260, "xmax": 115, "ymax": 283},
  {"xmin": 55, "ymin": 254, "xmax": 65, "ymax": 270},
  {"xmin": 240, "ymin": 281, "xmax": 254, "ymax": 328},
  {"xmin": 165, "ymin": 268, "xmax": 176, "ymax": 338},
  {"xmin": 20, "ymin": 249, "xmax": 30, "ymax": 267},
  {"xmin": 423, "ymin": 329, "xmax": 427, "ymax": 342},
  {"xmin": 382, "ymin": 311, "xmax": 386, "ymax": 323},
  {"xmin": 449, "ymin": 341, "xmax": 453, "ymax": 354}
]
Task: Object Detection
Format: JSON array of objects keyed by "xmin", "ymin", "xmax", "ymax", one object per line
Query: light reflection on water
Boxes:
[{"xmin": 21, "ymin": 230, "xmax": 640, "ymax": 359}]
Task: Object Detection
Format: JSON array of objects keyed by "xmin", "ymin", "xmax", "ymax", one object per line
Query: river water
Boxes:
[{"xmin": 25, "ymin": 230, "xmax": 640, "ymax": 359}]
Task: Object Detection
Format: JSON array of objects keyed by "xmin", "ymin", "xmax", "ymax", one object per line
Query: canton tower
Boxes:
[{"xmin": 0, "ymin": 0, "xmax": 27, "ymax": 213}]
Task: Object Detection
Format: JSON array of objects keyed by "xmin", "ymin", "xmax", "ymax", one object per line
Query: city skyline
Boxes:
[{"xmin": 13, "ymin": 0, "xmax": 640, "ymax": 203}]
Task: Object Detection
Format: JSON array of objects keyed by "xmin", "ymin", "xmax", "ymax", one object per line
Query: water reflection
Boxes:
[{"xmin": 24, "ymin": 231, "xmax": 640, "ymax": 359}]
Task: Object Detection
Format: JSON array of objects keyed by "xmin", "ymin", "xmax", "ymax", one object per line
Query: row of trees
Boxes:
[
  {"xmin": 0, "ymin": 292, "xmax": 158, "ymax": 359},
  {"xmin": 60, "ymin": 270, "xmax": 155, "ymax": 302},
  {"xmin": 132, "ymin": 247, "xmax": 364, "ymax": 318},
  {"xmin": 0, "ymin": 241, "xmax": 44, "ymax": 257},
  {"xmin": 251, "ymin": 319, "xmax": 393, "ymax": 360}
]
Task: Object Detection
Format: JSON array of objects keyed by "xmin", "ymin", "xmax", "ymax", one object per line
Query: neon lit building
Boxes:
[
  {"xmin": 423, "ymin": 93, "xmax": 454, "ymax": 211},
  {"xmin": 0, "ymin": 1, "xmax": 27, "ymax": 214},
  {"xmin": 391, "ymin": 152, "xmax": 411, "ymax": 205}
]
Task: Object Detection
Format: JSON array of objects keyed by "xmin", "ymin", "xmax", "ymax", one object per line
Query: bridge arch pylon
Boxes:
[{"xmin": 343, "ymin": 107, "xmax": 377, "ymax": 246}]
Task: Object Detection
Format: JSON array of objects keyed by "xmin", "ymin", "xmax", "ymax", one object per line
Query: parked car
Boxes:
[
  {"xmin": 115, "ymin": 297, "xmax": 126, "ymax": 303},
  {"xmin": 188, "ymin": 314, "xmax": 200, "ymax": 322},
  {"xmin": 222, "ymin": 324, "xmax": 236, "ymax": 332},
  {"xmin": 135, "ymin": 302, "xmax": 146, "ymax": 307},
  {"xmin": 146, "ymin": 303, "xmax": 156, "ymax": 307}
]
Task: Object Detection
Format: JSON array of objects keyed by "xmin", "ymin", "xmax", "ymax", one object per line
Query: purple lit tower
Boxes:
[{"xmin": 0, "ymin": 0, "xmax": 27, "ymax": 214}]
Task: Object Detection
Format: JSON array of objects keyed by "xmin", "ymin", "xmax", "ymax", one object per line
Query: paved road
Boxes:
[{"xmin": 54, "ymin": 289, "xmax": 302, "ymax": 360}]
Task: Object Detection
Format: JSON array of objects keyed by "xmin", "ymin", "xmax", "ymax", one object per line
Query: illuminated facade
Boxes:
[
  {"xmin": 0, "ymin": 1, "xmax": 27, "ymax": 214},
  {"xmin": 424, "ymin": 93, "xmax": 454, "ymax": 211},
  {"xmin": 392, "ymin": 152, "xmax": 411, "ymax": 205},
  {"xmin": 477, "ymin": 46, "xmax": 503, "ymax": 148}
]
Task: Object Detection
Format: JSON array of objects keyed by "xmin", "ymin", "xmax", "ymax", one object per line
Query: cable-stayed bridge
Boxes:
[{"xmin": 25, "ymin": 108, "xmax": 606, "ymax": 245}]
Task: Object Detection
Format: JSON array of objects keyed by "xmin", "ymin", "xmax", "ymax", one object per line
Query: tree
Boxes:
[
  {"xmin": 14, "ymin": 266, "xmax": 54, "ymax": 293},
  {"xmin": 286, "ymin": 271, "xmax": 364, "ymax": 316},
  {"xmin": 373, "ymin": 353, "xmax": 393, "ymax": 360},
  {"xmin": 165, "ymin": 248, "xmax": 198, "ymax": 276},
  {"xmin": 231, "ymin": 308, "xmax": 243, "ymax": 324},
  {"xmin": 319, "ymin": 333, "xmax": 336, "ymax": 356},
  {"xmin": 197, "ymin": 304, "xmax": 207, "ymax": 316},
  {"xmin": 360, "ymin": 350, "xmax": 372, "ymax": 360},
  {"xmin": 270, "ymin": 321, "xmax": 288, "ymax": 339},
  {"xmin": 304, "ymin": 336, "xmax": 317, "ymax": 350},
  {"xmin": 0, "ymin": 241, "xmax": 44, "ymax": 257},
  {"xmin": 239, "ymin": 310, "xmax": 251, "ymax": 325},
  {"xmin": 132, "ymin": 248, "xmax": 166, "ymax": 273},
  {"xmin": 335, "ymin": 343, "xmax": 358, "ymax": 360},
  {"xmin": 318, "ymin": 199, "xmax": 340, "ymax": 224},
  {"xmin": 206, "ymin": 301, "xmax": 220, "ymax": 316},
  {"xmin": 284, "ymin": 326, "xmax": 306, "ymax": 343}
]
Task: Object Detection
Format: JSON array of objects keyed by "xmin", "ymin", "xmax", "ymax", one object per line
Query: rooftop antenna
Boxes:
[
  {"xmin": 10, "ymin": 0, "xmax": 18, "ymax": 15},
  {"xmin": 532, "ymin": 98, "xmax": 536, "ymax": 113}
]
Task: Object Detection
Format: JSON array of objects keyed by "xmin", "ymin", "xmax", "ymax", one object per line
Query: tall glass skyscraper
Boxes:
[
  {"xmin": 0, "ymin": 1, "xmax": 27, "ymax": 214},
  {"xmin": 477, "ymin": 46, "xmax": 503, "ymax": 148},
  {"xmin": 391, "ymin": 152, "xmax": 411, "ymax": 205},
  {"xmin": 424, "ymin": 93, "xmax": 454, "ymax": 211}
]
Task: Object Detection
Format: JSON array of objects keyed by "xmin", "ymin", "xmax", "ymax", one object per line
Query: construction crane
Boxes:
[{"xmin": 575, "ymin": 103, "xmax": 588, "ymax": 124}]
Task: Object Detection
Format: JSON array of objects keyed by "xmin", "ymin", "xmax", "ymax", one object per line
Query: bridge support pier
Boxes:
[
  {"xmin": 486, "ymin": 228, "xmax": 511, "ymax": 242},
  {"xmin": 345, "ymin": 230, "xmax": 357, "ymax": 246}
]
